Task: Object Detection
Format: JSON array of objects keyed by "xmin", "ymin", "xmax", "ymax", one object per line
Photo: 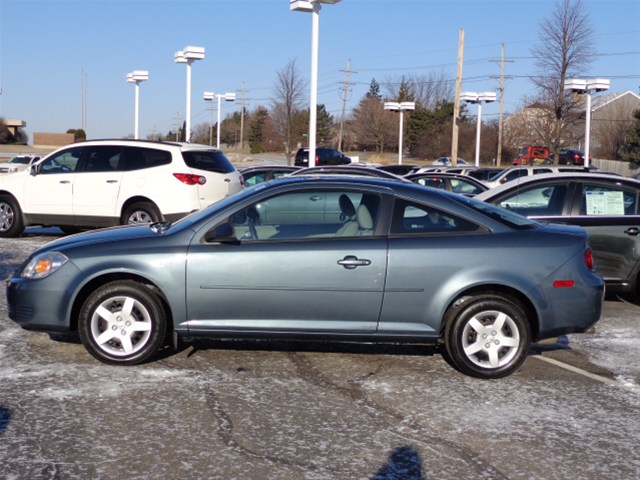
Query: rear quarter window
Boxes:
[
  {"xmin": 182, "ymin": 151, "xmax": 235, "ymax": 174},
  {"xmin": 121, "ymin": 147, "xmax": 171, "ymax": 171}
]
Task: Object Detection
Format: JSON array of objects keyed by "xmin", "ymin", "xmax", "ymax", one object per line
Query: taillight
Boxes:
[
  {"xmin": 584, "ymin": 248, "xmax": 595, "ymax": 271},
  {"xmin": 173, "ymin": 173, "xmax": 206, "ymax": 185}
]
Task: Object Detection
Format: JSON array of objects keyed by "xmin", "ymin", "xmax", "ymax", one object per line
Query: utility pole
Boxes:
[
  {"xmin": 451, "ymin": 29, "xmax": 464, "ymax": 166},
  {"xmin": 239, "ymin": 81, "xmax": 247, "ymax": 151},
  {"xmin": 173, "ymin": 112, "xmax": 182, "ymax": 141},
  {"xmin": 491, "ymin": 43, "xmax": 512, "ymax": 167},
  {"xmin": 338, "ymin": 59, "xmax": 355, "ymax": 152}
]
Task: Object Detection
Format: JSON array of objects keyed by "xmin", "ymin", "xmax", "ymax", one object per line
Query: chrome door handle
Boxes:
[
  {"xmin": 624, "ymin": 227, "xmax": 640, "ymax": 236},
  {"xmin": 337, "ymin": 255, "xmax": 371, "ymax": 269}
]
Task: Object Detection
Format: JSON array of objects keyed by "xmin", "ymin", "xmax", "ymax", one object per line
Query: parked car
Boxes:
[
  {"xmin": 416, "ymin": 166, "xmax": 503, "ymax": 181},
  {"xmin": 513, "ymin": 145, "xmax": 550, "ymax": 165},
  {"xmin": 557, "ymin": 149, "xmax": 588, "ymax": 165},
  {"xmin": 0, "ymin": 154, "xmax": 41, "ymax": 173},
  {"xmin": 464, "ymin": 167, "xmax": 505, "ymax": 181},
  {"xmin": 483, "ymin": 165, "xmax": 595, "ymax": 188},
  {"xmin": 294, "ymin": 147, "xmax": 351, "ymax": 167},
  {"xmin": 7, "ymin": 176, "xmax": 603, "ymax": 378},
  {"xmin": 0, "ymin": 140, "xmax": 243, "ymax": 237},
  {"xmin": 431, "ymin": 156, "xmax": 468, "ymax": 166},
  {"xmin": 239, "ymin": 165, "xmax": 300, "ymax": 186},
  {"xmin": 291, "ymin": 165, "xmax": 408, "ymax": 181},
  {"xmin": 376, "ymin": 164, "xmax": 421, "ymax": 176},
  {"xmin": 476, "ymin": 172, "xmax": 640, "ymax": 297},
  {"xmin": 406, "ymin": 172, "xmax": 488, "ymax": 197}
]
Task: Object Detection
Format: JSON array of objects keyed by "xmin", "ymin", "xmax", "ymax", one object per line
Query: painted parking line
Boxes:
[{"xmin": 531, "ymin": 355, "xmax": 619, "ymax": 387}]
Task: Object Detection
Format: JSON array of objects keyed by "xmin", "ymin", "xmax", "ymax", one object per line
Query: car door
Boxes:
[
  {"xmin": 568, "ymin": 180, "xmax": 640, "ymax": 287},
  {"xmin": 184, "ymin": 187, "xmax": 387, "ymax": 333},
  {"xmin": 23, "ymin": 147, "xmax": 82, "ymax": 216},
  {"xmin": 73, "ymin": 145, "xmax": 124, "ymax": 219}
]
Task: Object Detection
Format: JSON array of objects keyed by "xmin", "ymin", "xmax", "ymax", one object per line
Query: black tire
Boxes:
[
  {"xmin": 121, "ymin": 202, "xmax": 161, "ymax": 225},
  {"xmin": 0, "ymin": 194, "xmax": 25, "ymax": 238},
  {"xmin": 443, "ymin": 294, "xmax": 531, "ymax": 379},
  {"xmin": 78, "ymin": 281, "xmax": 167, "ymax": 365}
]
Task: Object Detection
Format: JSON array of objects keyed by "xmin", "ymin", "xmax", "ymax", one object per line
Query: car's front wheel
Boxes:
[
  {"xmin": 444, "ymin": 294, "xmax": 531, "ymax": 379},
  {"xmin": 0, "ymin": 194, "xmax": 25, "ymax": 238},
  {"xmin": 78, "ymin": 281, "xmax": 167, "ymax": 365},
  {"xmin": 122, "ymin": 202, "xmax": 161, "ymax": 225}
]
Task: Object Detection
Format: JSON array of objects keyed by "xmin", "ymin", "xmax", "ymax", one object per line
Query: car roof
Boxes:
[
  {"xmin": 406, "ymin": 172, "xmax": 486, "ymax": 183},
  {"xmin": 61, "ymin": 139, "xmax": 222, "ymax": 152},
  {"xmin": 291, "ymin": 165, "xmax": 410, "ymax": 181},
  {"xmin": 475, "ymin": 172, "xmax": 640, "ymax": 201},
  {"xmin": 239, "ymin": 165, "xmax": 300, "ymax": 173}
]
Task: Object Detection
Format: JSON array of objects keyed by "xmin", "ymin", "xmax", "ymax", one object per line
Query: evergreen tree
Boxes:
[
  {"xmin": 619, "ymin": 109, "xmax": 640, "ymax": 162},
  {"xmin": 248, "ymin": 107, "xmax": 269, "ymax": 154},
  {"xmin": 315, "ymin": 104, "xmax": 334, "ymax": 146},
  {"xmin": 365, "ymin": 79, "xmax": 382, "ymax": 100}
]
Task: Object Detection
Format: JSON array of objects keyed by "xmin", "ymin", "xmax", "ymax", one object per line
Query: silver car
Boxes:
[{"xmin": 6, "ymin": 176, "xmax": 604, "ymax": 378}]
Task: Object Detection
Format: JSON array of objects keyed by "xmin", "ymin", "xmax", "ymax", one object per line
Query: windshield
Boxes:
[
  {"xmin": 182, "ymin": 150, "xmax": 235, "ymax": 174},
  {"xmin": 170, "ymin": 183, "xmax": 266, "ymax": 229}
]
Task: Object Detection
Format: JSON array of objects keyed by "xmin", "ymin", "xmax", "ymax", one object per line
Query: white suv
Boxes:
[{"xmin": 0, "ymin": 140, "xmax": 243, "ymax": 237}]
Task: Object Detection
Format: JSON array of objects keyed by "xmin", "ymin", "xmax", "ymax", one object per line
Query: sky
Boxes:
[{"xmin": 0, "ymin": 0, "xmax": 638, "ymax": 142}]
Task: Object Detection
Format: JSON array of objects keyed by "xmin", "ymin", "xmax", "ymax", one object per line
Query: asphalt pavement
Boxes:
[{"xmin": 0, "ymin": 230, "xmax": 638, "ymax": 480}]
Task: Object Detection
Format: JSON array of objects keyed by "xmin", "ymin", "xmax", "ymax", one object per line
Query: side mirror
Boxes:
[{"xmin": 204, "ymin": 223, "xmax": 239, "ymax": 244}]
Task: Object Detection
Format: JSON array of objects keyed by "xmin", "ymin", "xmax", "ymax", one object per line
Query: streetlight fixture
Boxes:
[
  {"xmin": 174, "ymin": 46, "xmax": 205, "ymax": 142},
  {"xmin": 460, "ymin": 91, "xmax": 497, "ymax": 166},
  {"xmin": 126, "ymin": 70, "xmax": 149, "ymax": 140},
  {"xmin": 384, "ymin": 101, "xmax": 415, "ymax": 165},
  {"xmin": 291, "ymin": 0, "xmax": 341, "ymax": 167},
  {"xmin": 564, "ymin": 78, "xmax": 610, "ymax": 167},
  {"xmin": 203, "ymin": 92, "xmax": 236, "ymax": 149}
]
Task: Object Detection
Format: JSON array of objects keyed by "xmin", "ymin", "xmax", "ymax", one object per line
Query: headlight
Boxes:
[{"xmin": 21, "ymin": 252, "xmax": 69, "ymax": 279}]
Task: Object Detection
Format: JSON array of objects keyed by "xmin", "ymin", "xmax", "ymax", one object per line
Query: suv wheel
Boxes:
[
  {"xmin": 0, "ymin": 194, "xmax": 25, "ymax": 238},
  {"xmin": 122, "ymin": 202, "xmax": 161, "ymax": 225}
]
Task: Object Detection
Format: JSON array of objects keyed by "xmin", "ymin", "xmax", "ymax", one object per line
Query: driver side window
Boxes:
[
  {"xmin": 227, "ymin": 189, "xmax": 380, "ymax": 241},
  {"xmin": 39, "ymin": 148, "xmax": 82, "ymax": 174}
]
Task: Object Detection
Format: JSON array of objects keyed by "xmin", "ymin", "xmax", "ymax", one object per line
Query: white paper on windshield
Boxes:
[{"xmin": 585, "ymin": 190, "xmax": 625, "ymax": 215}]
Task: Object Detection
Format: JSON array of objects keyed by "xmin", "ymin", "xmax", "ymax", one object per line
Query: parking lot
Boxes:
[{"xmin": 1, "ymin": 229, "xmax": 639, "ymax": 480}]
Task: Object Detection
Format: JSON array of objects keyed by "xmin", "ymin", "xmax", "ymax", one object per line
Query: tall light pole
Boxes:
[
  {"xmin": 460, "ymin": 91, "xmax": 497, "ymax": 166},
  {"xmin": 290, "ymin": 0, "xmax": 341, "ymax": 167},
  {"xmin": 564, "ymin": 78, "xmax": 610, "ymax": 168},
  {"xmin": 204, "ymin": 92, "xmax": 236, "ymax": 149},
  {"xmin": 174, "ymin": 46, "xmax": 205, "ymax": 142},
  {"xmin": 126, "ymin": 70, "xmax": 149, "ymax": 140},
  {"xmin": 384, "ymin": 101, "xmax": 415, "ymax": 165}
]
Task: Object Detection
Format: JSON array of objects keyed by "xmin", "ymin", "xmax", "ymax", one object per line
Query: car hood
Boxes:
[{"xmin": 33, "ymin": 224, "xmax": 162, "ymax": 255}]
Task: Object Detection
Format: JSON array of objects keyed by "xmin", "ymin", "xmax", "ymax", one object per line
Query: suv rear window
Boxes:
[{"xmin": 182, "ymin": 151, "xmax": 235, "ymax": 174}]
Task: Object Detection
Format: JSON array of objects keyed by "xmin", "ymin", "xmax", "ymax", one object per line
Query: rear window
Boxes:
[
  {"xmin": 453, "ymin": 195, "xmax": 539, "ymax": 229},
  {"xmin": 182, "ymin": 151, "xmax": 235, "ymax": 174}
]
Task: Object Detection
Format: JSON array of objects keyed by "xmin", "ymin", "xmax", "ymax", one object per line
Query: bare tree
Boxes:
[
  {"xmin": 272, "ymin": 59, "xmax": 307, "ymax": 164},
  {"xmin": 351, "ymin": 96, "xmax": 397, "ymax": 153},
  {"xmin": 531, "ymin": 0, "xmax": 594, "ymax": 160},
  {"xmin": 408, "ymin": 72, "xmax": 454, "ymax": 110}
]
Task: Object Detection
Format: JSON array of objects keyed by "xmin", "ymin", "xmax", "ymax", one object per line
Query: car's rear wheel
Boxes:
[
  {"xmin": 444, "ymin": 294, "xmax": 531, "ymax": 379},
  {"xmin": 122, "ymin": 202, "xmax": 161, "ymax": 225},
  {"xmin": 0, "ymin": 194, "xmax": 25, "ymax": 238},
  {"xmin": 78, "ymin": 281, "xmax": 167, "ymax": 365}
]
